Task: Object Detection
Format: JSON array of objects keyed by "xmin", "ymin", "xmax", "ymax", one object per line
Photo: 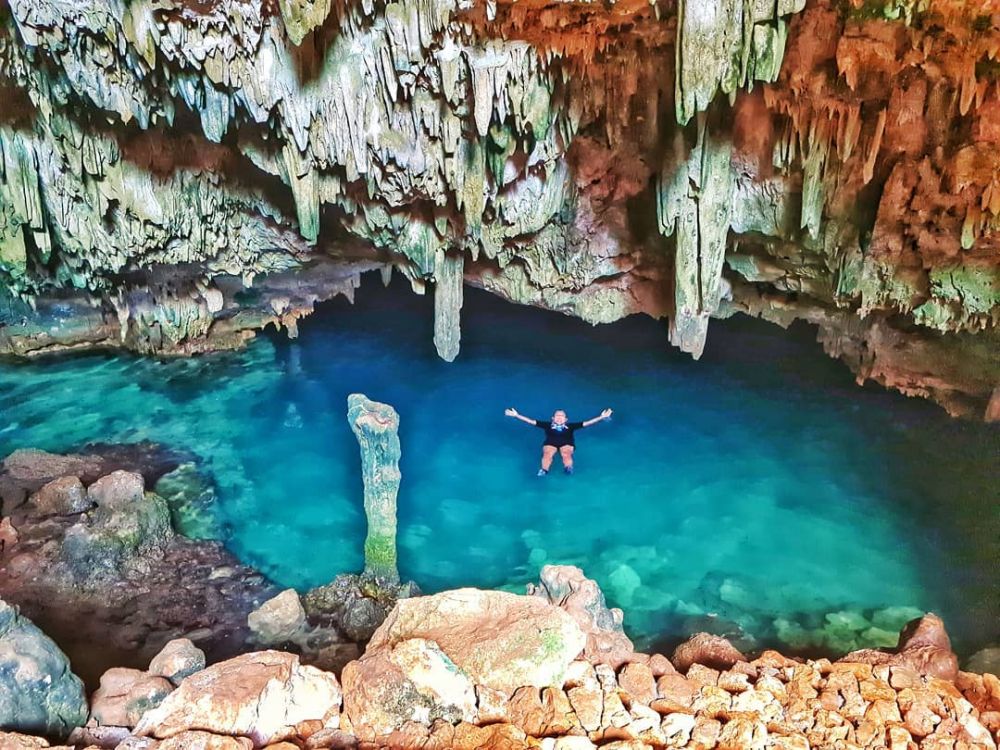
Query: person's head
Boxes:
[{"xmin": 551, "ymin": 410, "xmax": 567, "ymax": 425}]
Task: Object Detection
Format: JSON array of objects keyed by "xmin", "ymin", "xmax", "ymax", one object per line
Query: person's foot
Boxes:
[
  {"xmin": 564, "ymin": 466, "xmax": 574, "ymax": 475},
  {"xmin": 537, "ymin": 468, "xmax": 548, "ymax": 476}
]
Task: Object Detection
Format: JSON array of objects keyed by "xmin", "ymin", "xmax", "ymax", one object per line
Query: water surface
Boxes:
[{"xmin": 2, "ymin": 277, "xmax": 997, "ymax": 655}]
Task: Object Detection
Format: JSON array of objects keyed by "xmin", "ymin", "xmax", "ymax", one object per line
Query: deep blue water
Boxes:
[{"xmin": 1, "ymin": 276, "xmax": 997, "ymax": 655}]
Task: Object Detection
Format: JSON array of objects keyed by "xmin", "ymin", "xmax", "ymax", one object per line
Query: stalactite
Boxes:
[
  {"xmin": 432, "ymin": 248, "xmax": 463, "ymax": 362},
  {"xmin": 656, "ymin": 110, "xmax": 735, "ymax": 358}
]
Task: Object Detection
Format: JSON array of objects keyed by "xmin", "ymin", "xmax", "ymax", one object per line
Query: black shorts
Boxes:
[{"xmin": 543, "ymin": 441, "xmax": 574, "ymax": 449}]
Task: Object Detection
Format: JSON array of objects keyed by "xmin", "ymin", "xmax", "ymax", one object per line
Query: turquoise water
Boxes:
[{"xmin": 1, "ymin": 277, "xmax": 997, "ymax": 655}]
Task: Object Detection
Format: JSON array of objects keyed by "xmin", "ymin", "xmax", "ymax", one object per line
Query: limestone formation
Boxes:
[
  {"xmin": 528, "ymin": 564, "xmax": 635, "ymax": 669},
  {"xmin": 247, "ymin": 589, "xmax": 307, "ymax": 645},
  {"xmin": 61, "ymin": 471, "xmax": 173, "ymax": 583},
  {"xmin": 0, "ymin": 0, "xmax": 995, "ymax": 416},
  {"xmin": 133, "ymin": 651, "xmax": 342, "ymax": 746},
  {"xmin": 28, "ymin": 476, "xmax": 91, "ymax": 517},
  {"xmin": 365, "ymin": 588, "xmax": 587, "ymax": 694},
  {"xmin": 347, "ymin": 393, "xmax": 401, "ymax": 585},
  {"xmin": 148, "ymin": 639, "xmax": 206, "ymax": 686},
  {"xmin": 90, "ymin": 668, "xmax": 174, "ymax": 728},
  {"xmin": 0, "ymin": 599, "xmax": 87, "ymax": 737}
]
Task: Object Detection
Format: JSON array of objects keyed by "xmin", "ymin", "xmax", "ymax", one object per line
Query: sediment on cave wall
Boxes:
[{"xmin": 0, "ymin": 0, "xmax": 997, "ymax": 416}]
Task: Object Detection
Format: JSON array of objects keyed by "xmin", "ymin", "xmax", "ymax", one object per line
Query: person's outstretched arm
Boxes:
[
  {"xmin": 581, "ymin": 408, "xmax": 613, "ymax": 427},
  {"xmin": 505, "ymin": 408, "xmax": 538, "ymax": 426}
]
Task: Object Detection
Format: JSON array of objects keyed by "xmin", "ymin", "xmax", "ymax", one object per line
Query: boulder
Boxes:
[
  {"xmin": 148, "ymin": 639, "xmax": 206, "ymax": 685},
  {"xmin": 527, "ymin": 565, "xmax": 635, "ymax": 668},
  {"xmin": 248, "ymin": 589, "xmax": 306, "ymax": 645},
  {"xmin": 365, "ymin": 588, "xmax": 586, "ymax": 694},
  {"xmin": 304, "ymin": 574, "xmax": 418, "ymax": 642},
  {"xmin": 90, "ymin": 667, "xmax": 174, "ymax": 727},
  {"xmin": 0, "ymin": 599, "xmax": 87, "ymax": 736},
  {"xmin": 61, "ymin": 472, "xmax": 172, "ymax": 583},
  {"xmin": 133, "ymin": 651, "xmax": 341, "ymax": 746},
  {"xmin": 0, "ymin": 449, "xmax": 106, "ymax": 513},
  {"xmin": 157, "ymin": 731, "xmax": 254, "ymax": 750},
  {"xmin": 341, "ymin": 638, "xmax": 477, "ymax": 738},
  {"xmin": 840, "ymin": 613, "xmax": 959, "ymax": 680},
  {"xmin": 87, "ymin": 471, "xmax": 146, "ymax": 508},
  {"xmin": 29, "ymin": 476, "xmax": 91, "ymax": 516},
  {"xmin": 0, "ymin": 732, "xmax": 58, "ymax": 750},
  {"xmin": 672, "ymin": 633, "xmax": 746, "ymax": 673}
]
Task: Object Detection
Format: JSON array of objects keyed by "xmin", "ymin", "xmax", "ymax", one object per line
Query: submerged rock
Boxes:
[
  {"xmin": 133, "ymin": 651, "xmax": 341, "ymax": 746},
  {"xmin": 0, "ymin": 599, "xmax": 87, "ymax": 737},
  {"xmin": 365, "ymin": 588, "xmax": 586, "ymax": 694},
  {"xmin": 304, "ymin": 574, "xmax": 418, "ymax": 643},
  {"xmin": 153, "ymin": 463, "xmax": 223, "ymax": 540}
]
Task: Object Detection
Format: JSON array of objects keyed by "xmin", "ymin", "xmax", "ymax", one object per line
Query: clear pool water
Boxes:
[{"xmin": 1, "ymin": 277, "xmax": 997, "ymax": 655}]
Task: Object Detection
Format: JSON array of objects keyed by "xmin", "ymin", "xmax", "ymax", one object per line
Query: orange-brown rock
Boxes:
[
  {"xmin": 365, "ymin": 589, "xmax": 586, "ymax": 694},
  {"xmin": 133, "ymin": 651, "xmax": 341, "ymax": 746},
  {"xmin": 672, "ymin": 634, "xmax": 745, "ymax": 673}
]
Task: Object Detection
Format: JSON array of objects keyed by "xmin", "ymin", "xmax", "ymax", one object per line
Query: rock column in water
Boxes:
[{"xmin": 347, "ymin": 393, "xmax": 401, "ymax": 586}]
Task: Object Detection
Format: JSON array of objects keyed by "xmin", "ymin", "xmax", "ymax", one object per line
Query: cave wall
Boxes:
[{"xmin": 0, "ymin": 0, "xmax": 997, "ymax": 416}]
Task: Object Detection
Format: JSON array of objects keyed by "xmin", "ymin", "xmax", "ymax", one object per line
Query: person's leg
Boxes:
[
  {"xmin": 540, "ymin": 445, "xmax": 557, "ymax": 472},
  {"xmin": 559, "ymin": 445, "xmax": 575, "ymax": 472}
]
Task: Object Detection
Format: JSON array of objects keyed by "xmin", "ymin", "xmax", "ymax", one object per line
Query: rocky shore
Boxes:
[{"xmin": 2, "ymin": 576, "xmax": 998, "ymax": 750}]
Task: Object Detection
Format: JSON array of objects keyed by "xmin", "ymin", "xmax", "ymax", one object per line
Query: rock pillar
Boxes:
[
  {"xmin": 433, "ymin": 249, "xmax": 464, "ymax": 362},
  {"xmin": 347, "ymin": 393, "xmax": 401, "ymax": 585}
]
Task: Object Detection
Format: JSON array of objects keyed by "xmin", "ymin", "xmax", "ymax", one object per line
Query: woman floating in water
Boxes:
[{"xmin": 504, "ymin": 407, "xmax": 613, "ymax": 476}]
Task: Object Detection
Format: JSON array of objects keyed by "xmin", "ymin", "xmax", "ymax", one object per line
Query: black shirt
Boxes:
[{"xmin": 533, "ymin": 418, "xmax": 586, "ymax": 447}]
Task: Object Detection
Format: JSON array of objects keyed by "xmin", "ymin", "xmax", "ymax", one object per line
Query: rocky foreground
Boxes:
[{"xmin": 3, "ymin": 571, "xmax": 1000, "ymax": 750}]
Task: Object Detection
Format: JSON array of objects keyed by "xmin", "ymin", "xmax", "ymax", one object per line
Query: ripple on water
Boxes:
[{"xmin": 1, "ymin": 277, "xmax": 997, "ymax": 655}]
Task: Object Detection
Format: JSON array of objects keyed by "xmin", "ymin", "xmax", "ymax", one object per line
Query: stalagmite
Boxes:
[
  {"xmin": 433, "ymin": 248, "xmax": 464, "ymax": 362},
  {"xmin": 347, "ymin": 393, "xmax": 401, "ymax": 586}
]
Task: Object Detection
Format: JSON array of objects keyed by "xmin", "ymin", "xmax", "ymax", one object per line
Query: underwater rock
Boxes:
[
  {"xmin": 89, "ymin": 667, "xmax": 174, "ymax": 728},
  {"xmin": 153, "ymin": 463, "xmax": 222, "ymax": 540},
  {"xmin": 347, "ymin": 394, "xmax": 401, "ymax": 586},
  {"xmin": 0, "ymin": 598, "xmax": 87, "ymax": 737},
  {"xmin": 341, "ymin": 637, "xmax": 478, "ymax": 739},
  {"xmin": 133, "ymin": 651, "xmax": 341, "ymax": 746},
  {"xmin": 148, "ymin": 639, "xmax": 206, "ymax": 686},
  {"xmin": 365, "ymin": 588, "xmax": 586, "ymax": 694},
  {"xmin": 967, "ymin": 647, "xmax": 1000, "ymax": 676},
  {"xmin": 671, "ymin": 633, "xmax": 746, "ymax": 673},
  {"xmin": 527, "ymin": 565, "xmax": 634, "ymax": 669}
]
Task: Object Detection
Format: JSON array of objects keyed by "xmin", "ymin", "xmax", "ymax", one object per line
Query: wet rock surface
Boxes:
[
  {"xmin": 0, "ymin": 598, "xmax": 87, "ymax": 737},
  {"xmin": 0, "ymin": 446, "xmax": 280, "ymax": 687}
]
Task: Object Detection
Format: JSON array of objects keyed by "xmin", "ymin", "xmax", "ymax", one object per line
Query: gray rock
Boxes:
[
  {"xmin": 30, "ymin": 476, "xmax": 92, "ymax": 516},
  {"xmin": 247, "ymin": 589, "xmax": 306, "ymax": 645},
  {"xmin": 347, "ymin": 394, "xmax": 401, "ymax": 586},
  {"xmin": 148, "ymin": 639, "xmax": 205, "ymax": 685},
  {"xmin": 62, "ymin": 477, "xmax": 172, "ymax": 584},
  {"xmin": 88, "ymin": 471, "xmax": 146, "ymax": 509},
  {"xmin": 0, "ymin": 598, "xmax": 87, "ymax": 737},
  {"xmin": 90, "ymin": 668, "xmax": 174, "ymax": 728}
]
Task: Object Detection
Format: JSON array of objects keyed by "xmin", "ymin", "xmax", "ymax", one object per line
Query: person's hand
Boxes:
[
  {"xmin": 505, "ymin": 408, "xmax": 518, "ymax": 417},
  {"xmin": 601, "ymin": 408, "xmax": 613, "ymax": 420}
]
